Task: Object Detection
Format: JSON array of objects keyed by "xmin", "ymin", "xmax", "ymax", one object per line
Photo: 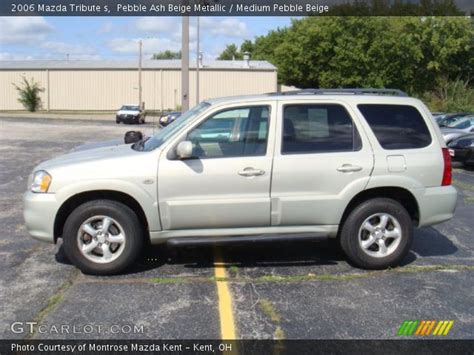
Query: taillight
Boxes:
[{"xmin": 441, "ymin": 148, "xmax": 452, "ymax": 186}]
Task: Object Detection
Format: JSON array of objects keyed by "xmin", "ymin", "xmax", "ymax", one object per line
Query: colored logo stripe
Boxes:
[
  {"xmin": 433, "ymin": 320, "xmax": 454, "ymax": 336},
  {"xmin": 397, "ymin": 320, "xmax": 454, "ymax": 336},
  {"xmin": 397, "ymin": 320, "xmax": 419, "ymax": 336}
]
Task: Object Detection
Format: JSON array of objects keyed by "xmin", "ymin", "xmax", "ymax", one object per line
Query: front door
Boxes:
[{"xmin": 158, "ymin": 103, "xmax": 276, "ymax": 230}]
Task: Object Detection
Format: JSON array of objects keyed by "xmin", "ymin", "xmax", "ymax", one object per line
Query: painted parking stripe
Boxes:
[{"xmin": 214, "ymin": 249, "xmax": 237, "ymax": 340}]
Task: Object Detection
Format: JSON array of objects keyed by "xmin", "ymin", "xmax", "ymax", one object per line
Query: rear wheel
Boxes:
[
  {"xmin": 340, "ymin": 198, "xmax": 413, "ymax": 269},
  {"xmin": 63, "ymin": 200, "xmax": 144, "ymax": 275}
]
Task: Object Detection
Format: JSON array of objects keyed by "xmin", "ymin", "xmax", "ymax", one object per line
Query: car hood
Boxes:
[
  {"xmin": 117, "ymin": 110, "xmax": 139, "ymax": 115},
  {"xmin": 71, "ymin": 139, "xmax": 124, "ymax": 152},
  {"xmin": 36, "ymin": 144, "xmax": 139, "ymax": 171}
]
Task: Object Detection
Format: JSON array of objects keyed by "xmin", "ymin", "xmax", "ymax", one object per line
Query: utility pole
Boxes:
[
  {"xmin": 181, "ymin": 17, "xmax": 189, "ymax": 111},
  {"xmin": 138, "ymin": 40, "xmax": 143, "ymax": 109},
  {"xmin": 196, "ymin": 16, "xmax": 200, "ymax": 105}
]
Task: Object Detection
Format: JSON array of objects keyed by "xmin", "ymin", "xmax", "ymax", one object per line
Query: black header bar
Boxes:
[{"xmin": 2, "ymin": 0, "xmax": 473, "ymax": 16}]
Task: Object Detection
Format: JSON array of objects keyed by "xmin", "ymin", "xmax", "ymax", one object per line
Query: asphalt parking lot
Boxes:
[{"xmin": 1, "ymin": 117, "xmax": 473, "ymax": 340}]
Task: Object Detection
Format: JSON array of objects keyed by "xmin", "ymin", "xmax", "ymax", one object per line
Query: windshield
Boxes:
[
  {"xmin": 450, "ymin": 117, "xmax": 474, "ymax": 129},
  {"xmin": 120, "ymin": 105, "xmax": 139, "ymax": 111},
  {"xmin": 142, "ymin": 102, "xmax": 211, "ymax": 151}
]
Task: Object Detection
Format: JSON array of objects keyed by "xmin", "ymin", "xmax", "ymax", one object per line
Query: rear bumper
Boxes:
[
  {"xmin": 415, "ymin": 185, "xmax": 458, "ymax": 227},
  {"xmin": 23, "ymin": 191, "xmax": 59, "ymax": 244}
]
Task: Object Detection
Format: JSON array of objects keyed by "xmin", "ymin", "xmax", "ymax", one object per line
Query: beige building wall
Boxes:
[{"xmin": 0, "ymin": 69, "xmax": 277, "ymax": 111}]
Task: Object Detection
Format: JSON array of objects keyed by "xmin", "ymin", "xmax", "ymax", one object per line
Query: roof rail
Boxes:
[{"xmin": 269, "ymin": 88, "xmax": 408, "ymax": 97}]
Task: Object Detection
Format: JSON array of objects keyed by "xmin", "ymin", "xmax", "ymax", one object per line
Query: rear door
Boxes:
[{"xmin": 270, "ymin": 100, "xmax": 374, "ymax": 226}]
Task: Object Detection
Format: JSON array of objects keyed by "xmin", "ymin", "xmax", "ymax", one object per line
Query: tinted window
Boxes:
[
  {"xmin": 282, "ymin": 104, "xmax": 361, "ymax": 154},
  {"xmin": 187, "ymin": 106, "xmax": 269, "ymax": 158},
  {"xmin": 358, "ymin": 104, "xmax": 431, "ymax": 149}
]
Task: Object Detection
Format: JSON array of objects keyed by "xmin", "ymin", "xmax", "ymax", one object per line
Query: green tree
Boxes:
[
  {"xmin": 240, "ymin": 40, "xmax": 254, "ymax": 55},
  {"xmin": 245, "ymin": 17, "xmax": 472, "ymax": 96},
  {"xmin": 218, "ymin": 44, "xmax": 242, "ymax": 60},
  {"xmin": 152, "ymin": 50, "xmax": 181, "ymax": 59},
  {"xmin": 13, "ymin": 77, "xmax": 44, "ymax": 112}
]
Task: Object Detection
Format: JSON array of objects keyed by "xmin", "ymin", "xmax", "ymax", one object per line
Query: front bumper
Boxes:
[
  {"xmin": 23, "ymin": 191, "xmax": 59, "ymax": 244},
  {"xmin": 117, "ymin": 115, "xmax": 139, "ymax": 124},
  {"xmin": 415, "ymin": 185, "xmax": 458, "ymax": 227}
]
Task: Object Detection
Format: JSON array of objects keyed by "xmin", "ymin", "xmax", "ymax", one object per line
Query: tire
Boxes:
[
  {"xmin": 116, "ymin": 119, "xmax": 120, "ymax": 124},
  {"xmin": 340, "ymin": 198, "xmax": 413, "ymax": 270},
  {"xmin": 62, "ymin": 200, "xmax": 144, "ymax": 275}
]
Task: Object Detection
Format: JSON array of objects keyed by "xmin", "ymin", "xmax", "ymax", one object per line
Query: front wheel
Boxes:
[
  {"xmin": 62, "ymin": 200, "xmax": 144, "ymax": 275},
  {"xmin": 340, "ymin": 198, "xmax": 413, "ymax": 269}
]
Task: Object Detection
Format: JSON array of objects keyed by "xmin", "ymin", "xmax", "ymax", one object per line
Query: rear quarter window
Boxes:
[{"xmin": 358, "ymin": 104, "xmax": 432, "ymax": 149}]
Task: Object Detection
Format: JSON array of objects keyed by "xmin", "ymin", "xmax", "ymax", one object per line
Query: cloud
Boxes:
[
  {"xmin": 41, "ymin": 41, "xmax": 96, "ymax": 55},
  {"xmin": 136, "ymin": 17, "xmax": 176, "ymax": 33},
  {"xmin": 200, "ymin": 18, "xmax": 250, "ymax": 39},
  {"xmin": 0, "ymin": 52, "xmax": 34, "ymax": 60},
  {"xmin": 136, "ymin": 17, "xmax": 197, "ymax": 42},
  {"xmin": 108, "ymin": 37, "xmax": 181, "ymax": 55},
  {"xmin": 98, "ymin": 22, "xmax": 114, "ymax": 34},
  {"xmin": 0, "ymin": 17, "xmax": 54, "ymax": 44}
]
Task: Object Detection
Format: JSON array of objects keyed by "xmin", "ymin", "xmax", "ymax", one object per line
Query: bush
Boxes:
[
  {"xmin": 13, "ymin": 77, "xmax": 44, "ymax": 112},
  {"xmin": 422, "ymin": 79, "xmax": 474, "ymax": 112}
]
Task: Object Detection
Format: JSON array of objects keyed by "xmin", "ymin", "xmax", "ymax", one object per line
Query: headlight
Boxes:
[{"xmin": 31, "ymin": 170, "xmax": 52, "ymax": 193}]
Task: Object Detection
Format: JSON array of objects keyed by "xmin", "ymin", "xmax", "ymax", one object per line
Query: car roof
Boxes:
[{"xmin": 204, "ymin": 92, "xmax": 422, "ymax": 106}]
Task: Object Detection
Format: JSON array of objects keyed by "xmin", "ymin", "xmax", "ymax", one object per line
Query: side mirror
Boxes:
[
  {"xmin": 124, "ymin": 130, "xmax": 143, "ymax": 144},
  {"xmin": 176, "ymin": 141, "xmax": 193, "ymax": 159}
]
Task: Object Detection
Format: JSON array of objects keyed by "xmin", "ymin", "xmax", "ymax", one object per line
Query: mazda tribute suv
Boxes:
[{"xmin": 24, "ymin": 89, "xmax": 457, "ymax": 275}]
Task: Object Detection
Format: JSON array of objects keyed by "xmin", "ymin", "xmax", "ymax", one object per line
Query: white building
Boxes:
[{"xmin": 0, "ymin": 59, "xmax": 278, "ymax": 111}]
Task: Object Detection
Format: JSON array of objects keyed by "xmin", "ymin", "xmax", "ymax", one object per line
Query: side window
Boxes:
[
  {"xmin": 358, "ymin": 104, "xmax": 432, "ymax": 149},
  {"xmin": 187, "ymin": 105, "xmax": 270, "ymax": 158},
  {"xmin": 282, "ymin": 104, "xmax": 362, "ymax": 154}
]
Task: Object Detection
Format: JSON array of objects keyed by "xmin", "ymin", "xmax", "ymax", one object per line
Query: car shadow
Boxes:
[
  {"xmin": 410, "ymin": 227, "xmax": 458, "ymax": 257},
  {"xmin": 169, "ymin": 239, "xmax": 344, "ymax": 269},
  {"xmin": 55, "ymin": 227, "xmax": 458, "ymax": 275}
]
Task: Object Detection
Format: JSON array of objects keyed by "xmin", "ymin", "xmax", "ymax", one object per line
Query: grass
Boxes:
[
  {"xmin": 258, "ymin": 299, "xmax": 281, "ymax": 323},
  {"xmin": 452, "ymin": 179, "xmax": 474, "ymax": 193},
  {"xmin": 274, "ymin": 326, "xmax": 285, "ymax": 340},
  {"xmin": 27, "ymin": 278, "xmax": 75, "ymax": 339},
  {"xmin": 228, "ymin": 265, "xmax": 239, "ymax": 277},
  {"xmin": 258, "ymin": 299, "xmax": 286, "ymax": 340},
  {"xmin": 149, "ymin": 277, "xmax": 190, "ymax": 284},
  {"xmin": 147, "ymin": 265, "xmax": 474, "ymax": 285},
  {"xmin": 464, "ymin": 197, "xmax": 474, "ymax": 205}
]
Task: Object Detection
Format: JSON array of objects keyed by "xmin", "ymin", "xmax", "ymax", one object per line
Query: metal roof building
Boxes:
[{"xmin": 0, "ymin": 59, "xmax": 277, "ymax": 111}]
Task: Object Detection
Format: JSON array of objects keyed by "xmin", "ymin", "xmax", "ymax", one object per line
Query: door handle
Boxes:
[
  {"xmin": 337, "ymin": 164, "xmax": 363, "ymax": 173},
  {"xmin": 238, "ymin": 167, "xmax": 265, "ymax": 177}
]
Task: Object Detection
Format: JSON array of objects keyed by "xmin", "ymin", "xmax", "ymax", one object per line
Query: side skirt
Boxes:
[{"xmin": 149, "ymin": 225, "xmax": 338, "ymax": 245}]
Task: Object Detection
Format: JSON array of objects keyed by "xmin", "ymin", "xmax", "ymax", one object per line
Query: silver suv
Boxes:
[{"xmin": 24, "ymin": 89, "xmax": 457, "ymax": 275}]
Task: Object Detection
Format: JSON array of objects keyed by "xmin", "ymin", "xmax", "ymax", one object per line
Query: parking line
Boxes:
[{"xmin": 214, "ymin": 249, "xmax": 237, "ymax": 340}]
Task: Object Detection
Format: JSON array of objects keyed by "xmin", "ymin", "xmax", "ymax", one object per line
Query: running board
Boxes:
[{"xmin": 165, "ymin": 233, "xmax": 329, "ymax": 248}]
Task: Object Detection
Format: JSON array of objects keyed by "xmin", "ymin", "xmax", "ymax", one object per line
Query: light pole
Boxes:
[
  {"xmin": 196, "ymin": 16, "xmax": 200, "ymax": 105},
  {"xmin": 181, "ymin": 17, "xmax": 190, "ymax": 112},
  {"xmin": 138, "ymin": 39, "xmax": 143, "ymax": 109}
]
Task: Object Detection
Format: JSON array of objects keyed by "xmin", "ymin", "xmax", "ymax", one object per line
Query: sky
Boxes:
[{"xmin": 0, "ymin": 16, "xmax": 293, "ymax": 61}]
